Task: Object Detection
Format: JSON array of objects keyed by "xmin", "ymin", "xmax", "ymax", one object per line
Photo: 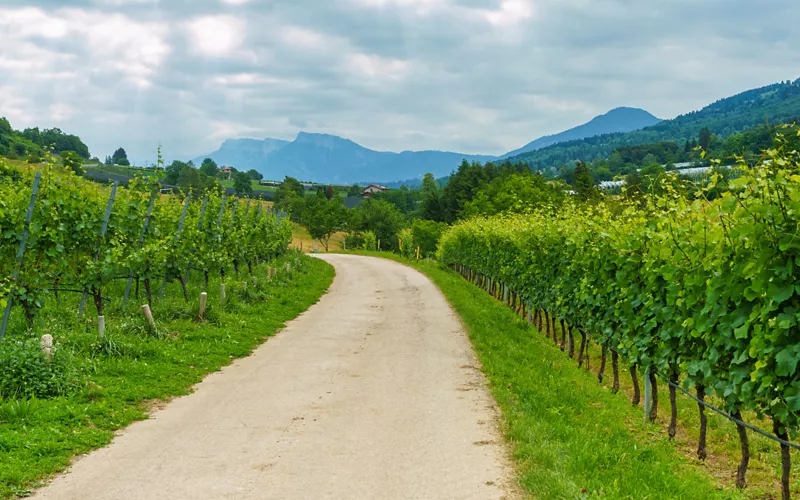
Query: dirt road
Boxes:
[{"xmin": 34, "ymin": 254, "xmax": 517, "ymax": 499}]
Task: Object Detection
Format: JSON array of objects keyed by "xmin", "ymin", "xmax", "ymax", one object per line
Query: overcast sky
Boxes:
[{"xmin": 1, "ymin": 0, "xmax": 798, "ymax": 164}]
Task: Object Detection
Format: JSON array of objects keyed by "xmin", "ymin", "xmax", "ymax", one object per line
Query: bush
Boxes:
[
  {"xmin": 412, "ymin": 219, "xmax": 448, "ymax": 258},
  {"xmin": 0, "ymin": 338, "xmax": 79, "ymax": 399},
  {"xmin": 344, "ymin": 232, "xmax": 364, "ymax": 250},
  {"xmin": 398, "ymin": 228, "xmax": 414, "ymax": 258},
  {"xmin": 362, "ymin": 231, "xmax": 377, "ymax": 251}
]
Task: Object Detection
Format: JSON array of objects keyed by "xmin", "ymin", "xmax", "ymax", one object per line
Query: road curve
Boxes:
[{"xmin": 33, "ymin": 254, "xmax": 517, "ymax": 500}]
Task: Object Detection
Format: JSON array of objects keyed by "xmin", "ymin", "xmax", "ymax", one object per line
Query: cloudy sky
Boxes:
[{"xmin": 1, "ymin": 0, "xmax": 798, "ymax": 164}]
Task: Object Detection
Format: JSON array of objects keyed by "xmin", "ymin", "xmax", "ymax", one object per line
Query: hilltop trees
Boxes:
[
  {"xmin": 233, "ymin": 171, "xmax": 253, "ymax": 195},
  {"xmin": 107, "ymin": 147, "xmax": 129, "ymax": 166},
  {"xmin": 21, "ymin": 127, "xmax": 90, "ymax": 158},
  {"xmin": 200, "ymin": 158, "xmax": 218, "ymax": 177}
]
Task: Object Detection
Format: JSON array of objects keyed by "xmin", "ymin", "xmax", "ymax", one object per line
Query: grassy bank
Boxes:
[
  {"xmin": 349, "ymin": 251, "xmax": 744, "ymax": 499},
  {"xmin": 0, "ymin": 252, "xmax": 334, "ymax": 499}
]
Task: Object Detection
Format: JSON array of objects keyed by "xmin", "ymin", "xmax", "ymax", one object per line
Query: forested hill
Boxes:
[
  {"xmin": 0, "ymin": 117, "xmax": 90, "ymax": 160},
  {"xmin": 507, "ymin": 78, "xmax": 800, "ymax": 170},
  {"xmin": 502, "ymin": 107, "xmax": 661, "ymax": 158}
]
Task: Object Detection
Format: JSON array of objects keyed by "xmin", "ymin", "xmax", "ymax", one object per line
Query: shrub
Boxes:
[
  {"xmin": 411, "ymin": 219, "xmax": 448, "ymax": 258},
  {"xmin": 398, "ymin": 228, "xmax": 415, "ymax": 258},
  {"xmin": 362, "ymin": 231, "xmax": 377, "ymax": 251},
  {"xmin": 0, "ymin": 338, "xmax": 79, "ymax": 399}
]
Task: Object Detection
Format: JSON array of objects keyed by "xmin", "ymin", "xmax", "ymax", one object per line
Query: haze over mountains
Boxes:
[
  {"xmin": 194, "ymin": 107, "xmax": 659, "ymax": 184},
  {"xmin": 194, "ymin": 78, "xmax": 800, "ymax": 184}
]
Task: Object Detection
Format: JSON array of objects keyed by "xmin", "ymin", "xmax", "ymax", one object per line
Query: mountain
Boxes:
[
  {"xmin": 502, "ymin": 107, "xmax": 661, "ymax": 158},
  {"xmin": 507, "ymin": 78, "xmax": 800, "ymax": 170},
  {"xmin": 193, "ymin": 132, "xmax": 496, "ymax": 184}
]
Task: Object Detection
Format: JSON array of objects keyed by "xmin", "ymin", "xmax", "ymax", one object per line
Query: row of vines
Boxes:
[
  {"xmin": 438, "ymin": 127, "xmax": 800, "ymax": 497},
  {"xmin": 0, "ymin": 160, "xmax": 292, "ymax": 336}
]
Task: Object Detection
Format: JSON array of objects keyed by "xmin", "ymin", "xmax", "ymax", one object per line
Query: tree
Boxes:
[
  {"xmin": 164, "ymin": 160, "xmax": 190, "ymax": 185},
  {"xmin": 419, "ymin": 173, "xmax": 445, "ymax": 221},
  {"xmin": 572, "ymin": 161, "xmax": 598, "ymax": 202},
  {"xmin": 275, "ymin": 176, "xmax": 305, "ymax": 210},
  {"xmin": 347, "ymin": 184, "xmax": 362, "ymax": 197},
  {"xmin": 246, "ymin": 169, "xmax": 263, "ymax": 181},
  {"xmin": 699, "ymin": 127, "xmax": 712, "ymax": 151},
  {"xmin": 200, "ymin": 158, "xmax": 218, "ymax": 177},
  {"xmin": 353, "ymin": 198, "xmax": 406, "ymax": 250},
  {"xmin": 301, "ymin": 197, "xmax": 350, "ymax": 251},
  {"xmin": 61, "ymin": 151, "xmax": 84, "ymax": 175},
  {"xmin": 111, "ymin": 147, "xmax": 128, "ymax": 164},
  {"xmin": 462, "ymin": 172, "xmax": 564, "ymax": 218},
  {"xmin": 233, "ymin": 171, "xmax": 253, "ymax": 195},
  {"xmin": 411, "ymin": 219, "xmax": 448, "ymax": 258},
  {"xmin": 325, "ymin": 186, "xmax": 335, "ymax": 200}
]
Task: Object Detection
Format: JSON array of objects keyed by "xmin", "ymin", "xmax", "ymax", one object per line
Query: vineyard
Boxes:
[
  {"xmin": 438, "ymin": 127, "xmax": 800, "ymax": 497},
  {"xmin": 0, "ymin": 159, "xmax": 291, "ymax": 338}
]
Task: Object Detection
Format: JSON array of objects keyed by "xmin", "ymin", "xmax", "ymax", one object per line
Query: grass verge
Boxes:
[
  {"xmin": 0, "ymin": 252, "xmax": 334, "ymax": 499},
  {"xmin": 348, "ymin": 251, "xmax": 745, "ymax": 499}
]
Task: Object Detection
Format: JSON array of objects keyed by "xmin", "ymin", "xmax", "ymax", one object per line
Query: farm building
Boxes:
[{"xmin": 362, "ymin": 184, "xmax": 389, "ymax": 197}]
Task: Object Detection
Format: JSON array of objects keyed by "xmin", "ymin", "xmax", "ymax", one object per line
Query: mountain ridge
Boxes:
[{"xmin": 502, "ymin": 107, "xmax": 661, "ymax": 158}]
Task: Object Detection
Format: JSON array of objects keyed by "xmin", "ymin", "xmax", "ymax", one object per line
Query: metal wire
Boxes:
[{"xmin": 457, "ymin": 265, "xmax": 800, "ymax": 452}]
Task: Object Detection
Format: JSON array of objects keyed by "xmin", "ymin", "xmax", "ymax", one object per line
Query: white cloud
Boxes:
[
  {"xmin": 348, "ymin": 53, "xmax": 410, "ymax": 80},
  {"xmin": 481, "ymin": 0, "xmax": 535, "ymax": 26},
  {"xmin": 1, "ymin": 0, "xmax": 799, "ymax": 164},
  {"xmin": 186, "ymin": 15, "xmax": 246, "ymax": 57}
]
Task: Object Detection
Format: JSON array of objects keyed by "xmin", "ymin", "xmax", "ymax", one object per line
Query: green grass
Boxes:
[
  {"xmin": 348, "ymin": 251, "xmax": 745, "ymax": 499},
  {"xmin": 0, "ymin": 252, "xmax": 333, "ymax": 499}
]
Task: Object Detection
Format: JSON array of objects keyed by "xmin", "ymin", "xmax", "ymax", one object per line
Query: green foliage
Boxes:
[
  {"xmin": 571, "ymin": 161, "xmax": 597, "ymax": 201},
  {"xmin": 353, "ymin": 198, "xmax": 406, "ymax": 250},
  {"xmin": 301, "ymin": 197, "xmax": 349, "ymax": 251},
  {"xmin": 0, "ymin": 159, "xmax": 291, "ymax": 328},
  {"xmin": 372, "ymin": 185, "xmax": 421, "ymax": 215},
  {"xmin": 0, "ymin": 397, "xmax": 40, "ymax": 422},
  {"xmin": 275, "ymin": 176, "xmax": 305, "ymax": 211},
  {"xmin": 199, "ymin": 158, "xmax": 218, "ymax": 177},
  {"xmin": 232, "ymin": 171, "xmax": 253, "ymax": 195},
  {"xmin": 60, "ymin": 151, "xmax": 84, "ymax": 175},
  {"xmin": 362, "ymin": 231, "xmax": 377, "ymax": 251},
  {"xmin": 439, "ymin": 129, "xmax": 800, "ymax": 436},
  {"xmin": 419, "ymin": 173, "xmax": 445, "ymax": 221},
  {"xmin": 347, "ymin": 184, "xmax": 362, "ymax": 197},
  {"xmin": 441, "ymin": 159, "xmax": 531, "ymax": 222},
  {"xmin": 246, "ymin": 169, "xmax": 263, "ymax": 181},
  {"xmin": 20, "ymin": 126, "xmax": 89, "ymax": 159},
  {"xmin": 397, "ymin": 228, "xmax": 414, "ymax": 258},
  {"xmin": 462, "ymin": 172, "xmax": 564, "ymax": 218},
  {"xmin": 0, "ymin": 338, "xmax": 79, "ymax": 399},
  {"xmin": 111, "ymin": 148, "xmax": 128, "ymax": 164},
  {"xmin": 411, "ymin": 219, "xmax": 448, "ymax": 258}
]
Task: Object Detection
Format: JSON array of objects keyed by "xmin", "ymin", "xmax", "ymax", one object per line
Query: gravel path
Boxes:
[{"xmin": 34, "ymin": 254, "xmax": 518, "ymax": 500}]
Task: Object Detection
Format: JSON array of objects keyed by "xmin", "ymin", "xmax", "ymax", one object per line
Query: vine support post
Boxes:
[
  {"xmin": 160, "ymin": 191, "xmax": 191, "ymax": 299},
  {"xmin": 643, "ymin": 367, "xmax": 652, "ymax": 422},
  {"xmin": 80, "ymin": 182, "xmax": 117, "ymax": 317},
  {"xmin": 199, "ymin": 292, "xmax": 208, "ymax": 319},
  {"xmin": 0, "ymin": 172, "xmax": 41, "ymax": 341},
  {"xmin": 122, "ymin": 191, "xmax": 157, "ymax": 309},
  {"xmin": 185, "ymin": 196, "xmax": 208, "ymax": 284},
  {"xmin": 98, "ymin": 315, "xmax": 106, "ymax": 339}
]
